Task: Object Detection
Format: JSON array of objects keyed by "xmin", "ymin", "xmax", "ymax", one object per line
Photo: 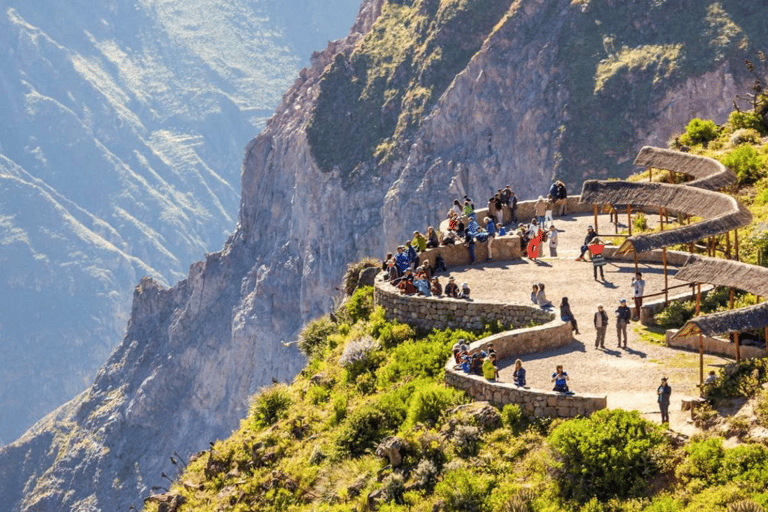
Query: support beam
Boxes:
[
  {"xmin": 627, "ymin": 205, "xmax": 632, "ymax": 236},
  {"xmin": 699, "ymin": 332, "xmax": 704, "ymax": 386},
  {"xmin": 726, "ymin": 231, "xmax": 731, "ymax": 260},
  {"xmin": 593, "ymin": 204, "xmax": 598, "ymax": 234},
  {"xmin": 735, "ymin": 229, "xmax": 740, "ymax": 262},
  {"xmin": 663, "ymin": 248, "xmax": 668, "ymax": 305}
]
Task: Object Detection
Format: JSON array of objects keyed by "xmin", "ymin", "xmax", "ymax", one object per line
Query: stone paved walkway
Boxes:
[{"xmin": 440, "ymin": 210, "xmax": 731, "ymax": 434}]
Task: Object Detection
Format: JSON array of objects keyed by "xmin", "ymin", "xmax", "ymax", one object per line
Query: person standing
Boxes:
[
  {"xmin": 657, "ymin": 377, "xmax": 671, "ymax": 424},
  {"xmin": 545, "ymin": 195, "xmax": 555, "ymax": 228},
  {"xmin": 484, "ymin": 216, "xmax": 496, "ymax": 261},
  {"xmin": 548, "ymin": 225, "xmax": 558, "ymax": 257},
  {"xmin": 556, "ymin": 180, "xmax": 568, "ymax": 216},
  {"xmin": 534, "ymin": 196, "xmax": 547, "ymax": 226},
  {"xmin": 594, "ymin": 304, "xmax": 608, "ymax": 349},
  {"xmin": 631, "ymin": 272, "xmax": 646, "ymax": 321},
  {"xmin": 615, "ymin": 299, "xmax": 631, "ymax": 348}
]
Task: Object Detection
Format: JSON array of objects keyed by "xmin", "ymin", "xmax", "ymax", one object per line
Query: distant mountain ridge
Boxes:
[{"xmin": 0, "ymin": 0, "xmax": 361, "ymax": 445}]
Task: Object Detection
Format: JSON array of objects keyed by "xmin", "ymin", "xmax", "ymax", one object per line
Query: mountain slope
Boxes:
[{"xmin": 0, "ymin": 0, "xmax": 361, "ymax": 445}]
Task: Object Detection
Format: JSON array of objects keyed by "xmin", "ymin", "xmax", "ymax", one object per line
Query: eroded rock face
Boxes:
[{"xmin": 1, "ymin": 0, "xmax": 764, "ymax": 510}]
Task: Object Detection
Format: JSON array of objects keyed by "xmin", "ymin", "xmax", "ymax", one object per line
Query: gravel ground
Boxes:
[{"xmin": 439, "ymin": 210, "xmax": 731, "ymax": 433}]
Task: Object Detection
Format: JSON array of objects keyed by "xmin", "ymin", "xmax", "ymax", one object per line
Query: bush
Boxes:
[
  {"xmin": 704, "ymin": 358, "xmax": 768, "ymax": 401},
  {"xmin": 403, "ymin": 382, "xmax": 465, "ymax": 429},
  {"xmin": 728, "ymin": 110, "xmax": 767, "ymax": 134},
  {"xmin": 676, "ymin": 437, "xmax": 725, "ymax": 486},
  {"xmin": 340, "ymin": 336, "xmax": 382, "ymax": 382},
  {"xmin": 345, "ymin": 286, "xmax": 374, "ymax": 324},
  {"xmin": 434, "ymin": 468, "xmax": 492, "ymax": 512},
  {"xmin": 335, "ymin": 404, "xmax": 392, "ymax": 457},
  {"xmin": 548, "ymin": 409, "xmax": 669, "ymax": 503},
  {"xmin": 299, "ymin": 315, "xmax": 337, "ymax": 357},
  {"xmin": 633, "ymin": 212, "xmax": 648, "ymax": 232},
  {"xmin": 678, "ymin": 118, "xmax": 719, "ymax": 146},
  {"xmin": 377, "ymin": 322, "xmax": 416, "ymax": 348},
  {"xmin": 501, "ymin": 404, "xmax": 524, "ymax": 432},
  {"xmin": 252, "ymin": 384, "xmax": 292, "ymax": 427},
  {"xmin": 721, "ymin": 145, "xmax": 766, "ymax": 185},
  {"xmin": 377, "ymin": 335, "xmax": 454, "ymax": 384},
  {"xmin": 654, "ymin": 300, "xmax": 694, "ymax": 328},
  {"xmin": 730, "ymin": 128, "xmax": 762, "ymax": 146}
]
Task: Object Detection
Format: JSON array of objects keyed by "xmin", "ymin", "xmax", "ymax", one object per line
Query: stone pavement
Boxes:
[{"xmin": 438, "ymin": 210, "xmax": 731, "ymax": 433}]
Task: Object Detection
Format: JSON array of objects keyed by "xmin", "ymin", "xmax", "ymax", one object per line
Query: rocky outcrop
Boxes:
[{"xmin": 1, "ymin": 0, "xmax": 766, "ymax": 510}]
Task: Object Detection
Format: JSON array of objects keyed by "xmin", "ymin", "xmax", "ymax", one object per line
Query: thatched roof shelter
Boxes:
[
  {"xmin": 675, "ymin": 302, "xmax": 768, "ymax": 338},
  {"xmin": 634, "ymin": 146, "xmax": 737, "ymax": 191},
  {"xmin": 579, "ymin": 180, "xmax": 752, "ymax": 254},
  {"xmin": 674, "ymin": 255, "xmax": 768, "ymax": 298}
]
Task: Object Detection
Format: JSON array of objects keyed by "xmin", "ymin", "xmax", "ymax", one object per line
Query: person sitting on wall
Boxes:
[
  {"xmin": 530, "ymin": 283, "xmax": 539, "ymax": 305},
  {"xmin": 483, "ymin": 353, "xmax": 499, "ymax": 381},
  {"xmin": 397, "ymin": 269, "xmax": 418, "ymax": 295},
  {"xmin": 576, "ymin": 225, "xmax": 598, "ymax": 261},
  {"xmin": 552, "ymin": 364, "xmax": 570, "ymax": 392},
  {"xmin": 451, "ymin": 199, "xmax": 462, "ymax": 217},
  {"xmin": 559, "ymin": 297, "xmax": 580, "ymax": 334},
  {"xmin": 419, "ymin": 261, "xmax": 433, "ymax": 281},
  {"xmin": 413, "ymin": 271, "xmax": 431, "ymax": 297},
  {"xmin": 460, "ymin": 282, "xmax": 471, "ymax": 300},
  {"xmin": 536, "ymin": 283, "xmax": 553, "ymax": 309},
  {"xmin": 426, "ymin": 226, "xmax": 440, "ymax": 248},
  {"xmin": 433, "ymin": 254, "xmax": 447, "ymax": 274},
  {"xmin": 413, "ymin": 231, "xmax": 427, "ymax": 253},
  {"xmin": 444, "ymin": 277, "xmax": 459, "ymax": 298},
  {"xmin": 406, "ymin": 240, "xmax": 419, "ymax": 269},
  {"xmin": 513, "ymin": 359, "xmax": 527, "ymax": 387},
  {"xmin": 431, "ymin": 277, "xmax": 443, "ymax": 296},
  {"xmin": 386, "ymin": 259, "xmax": 401, "ymax": 286},
  {"xmin": 382, "ymin": 252, "xmax": 393, "ymax": 271}
]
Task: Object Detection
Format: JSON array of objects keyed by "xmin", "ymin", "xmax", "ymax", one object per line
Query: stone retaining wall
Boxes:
[
  {"xmin": 417, "ymin": 234, "xmax": 523, "ymax": 268},
  {"xmin": 374, "ymin": 276, "xmax": 553, "ymax": 331},
  {"xmin": 666, "ymin": 329, "xmax": 767, "ymax": 359}
]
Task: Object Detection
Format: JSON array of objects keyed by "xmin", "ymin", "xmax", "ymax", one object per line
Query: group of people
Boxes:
[{"xmin": 452, "ymin": 341, "xmax": 528, "ymax": 387}]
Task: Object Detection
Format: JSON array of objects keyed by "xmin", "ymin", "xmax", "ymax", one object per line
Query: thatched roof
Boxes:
[
  {"xmin": 634, "ymin": 146, "xmax": 737, "ymax": 191},
  {"xmin": 674, "ymin": 255, "xmax": 768, "ymax": 298},
  {"xmin": 579, "ymin": 180, "xmax": 752, "ymax": 254},
  {"xmin": 675, "ymin": 302, "xmax": 768, "ymax": 338}
]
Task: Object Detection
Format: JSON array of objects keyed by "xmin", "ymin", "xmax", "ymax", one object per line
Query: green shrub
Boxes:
[
  {"xmin": 403, "ymin": 382, "xmax": 465, "ymax": 429},
  {"xmin": 676, "ymin": 437, "xmax": 725, "ymax": 486},
  {"xmin": 340, "ymin": 336, "xmax": 382, "ymax": 383},
  {"xmin": 334, "ymin": 404, "xmax": 391, "ymax": 457},
  {"xmin": 633, "ymin": 212, "xmax": 648, "ymax": 232},
  {"xmin": 377, "ymin": 335, "xmax": 454, "ymax": 384},
  {"xmin": 756, "ymin": 390, "xmax": 768, "ymax": 427},
  {"xmin": 298, "ymin": 315, "xmax": 337, "ymax": 357},
  {"xmin": 434, "ymin": 468, "xmax": 492, "ymax": 512},
  {"xmin": 377, "ymin": 322, "xmax": 416, "ymax": 348},
  {"xmin": 704, "ymin": 358, "xmax": 768, "ymax": 401},
  {"xmin": 501, "ymin": 404, "xmax": 524, "ymax": 433},
  {"xmin": 252, "ymin": 384, "xmax": 292, "ymax": 427},
  {"xmin": 722, "ymin": 444, "xmax": 768, "ymax": 488},
  {"xmin": 678, "ymin": 118, "xmax": 719, "ymax": 146},
  {"xmin": 345, "ymin": 286, "xmax": 374, "ymax": 324},
  {"xmin": 728, "ymin": 110, "xmax": 767, "ymax": 134},
  {"xmin": 730, "ymin": 128, "xmax": 762, "ymax": 145},
  {"xmin": 331, "ymin": 394, "xmax": 348, "ymax": 425},
  {"xmin": 653, "ymin": 300, "xmax": 695, "ymax": 328},
  {"xmin": 548, "ymin": 409, "xmax": 669, "ymax": 503},
  {"xmin": 721, "ymin": 145, "xmax": 766, "ymax": 185}
]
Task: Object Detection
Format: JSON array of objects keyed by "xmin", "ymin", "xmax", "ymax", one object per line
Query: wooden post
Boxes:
[
  {"xmin": 726, "ymin": 231, "xmax": 731, "ymax": 260},
  {"xmin": 663, "ymin": 248, "xmax": 669, "ymax": 305},
  {"xmin": 660, "ymin": 207, "xmax": 664, "ymax": 231},
  {"xmin": 649, "ymin": 167, "xmax": 653, "ymax": 182},
  {"xmin": 699, "ymin": 332, "xmax": 704, "ymax": 386},
  {"xmin": 735, "ymin": 229, "xmax": 739, "ymax": 262},
  {"xmin": 696, "ymin": 283, "xmax": 701, "ymax": 316},
  {"xmin": 593, "ymin": 204, "xmax": 598, "ymax": 234},
  {"xmin": 735, "ymin": 331, "xmax": 741, "ymax": 362},
  {"xmin": 627, "ymin": 205, "xmax": 632, "ymax": 236}
]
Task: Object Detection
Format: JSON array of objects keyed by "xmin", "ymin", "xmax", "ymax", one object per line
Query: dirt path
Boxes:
[{"xmin": 440, "ymin": 211, "xmax": 731, "ymax": 433}]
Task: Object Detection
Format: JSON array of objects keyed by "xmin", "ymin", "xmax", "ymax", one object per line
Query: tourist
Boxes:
[
  {"xmin": 534, "ymin": 196, "xmax": 547, "ymax": 226},
  {"xmin": 406, "ymin": 240, "xmax": 419, "ymax": 269},
  {"xmin": 413, "ymin": 271, "xmax": 431, "ymax": 297},
  {"xmin": 508, "ymin": 187, "xmax": 518, "ymax": 223},
  {"xmin": 484, "ymin": 216, "xmax": 496, "ymax": 261},
  {"xmin": 448, "ymin": 211, "xmax": 459, "ymax": 233},
  {"xmin": 488, "ymin": 196, "xmax": 500, "ymax": 224},
  {"xmin": 482, "ymin": 353, "xmax": 499, "ymax": 381},
  {"xmin": 576, "ymin": 226, "xmax": 598, "ymax": 261},
  {"xmin": 555, "ymin": 180, "xmax": 568, "ymax": 216},
  {"xmin": 463, "ymin": 198, "xmax": 474, "ymax": 218},
  {"xmin": 704, "ymin": 370, "xmax": 717, "ymax": 385},
  {"xmin": 413, "ymin": 231, "xmax": 427, "ymax": 253},
  {"xmin": 551, "ymin": 364, "xmax": 569, "ymax": 392},
  {"xmin": 452, "ymin": 342, "xmax": 462, "ymax": 365},
  {"xmin": 398, "ymin": 269, "xmax": 418, "ymax": 295},
  {"xmin": 615, "ymin": 298, "xmax": 631, "ymax": 348},
  {"xmin": 420, "ymin": 261, "xmax": 433, "ymax": 280},
  {"xmin": 536, "ymin": 283, "xmax": 553, "ymax": 309},
  {"xmin": 395, "ymin": 246, "xmax": 410, "ymax": 273},
  {"xmin": 560, "ymin": 297, "xmax": 579, "ymax": 334},
  {"xmin": 494, "ymin": 193, "xmax": 504, "ymax": 224},
  {"xmin": 591, "ymin": 240, "xmax": 606, "ymax": 280},
  {"xmin": 594, "ymin": 304, "xmax": 608, "ymax": 349},
  {"xmin": 464, "ymin": 230, "xmax": 476, "ymax": 265},
  {"xmin": 657, "ymin": 377, "xmax": 671, "ymax": 424},
  {"xmin": 631, "ymin": 272, "xmax": 646, "ymax": 321},
  {"xmin": 513, "ymin": 359, "xmax": 527, "ymax": 387},
  {"xmin": 386, "ymin": 259, "xmax": 401, "ymax": 286},
  {"xmin": 445, "ymin": 277, "xmax": 459, "ymax": 298},
  {"xmin": 460, "ymin": 282, "xmax": 471, "ymax": 300},
  {"xmin": 451, "ymin": 199, "xmax": 462, "ymax": 217},
  {"xmin": 548, "ymin": 225, "xmax": 558, "ymax": 257},
  {"xmin": 531, "ymin": 284, "xmax": 539, "ymax": 305},
  {"xmin": 426, "ymin": 226, "xmax": 440, "ymax": 248},
  {"xmin": 382, "ymin": 252, "xmax": 393, "ymax": 271},
  {"xmin": 431, "ymin": 277, "xmax": 443, "ymax": 296},
  {"xmin": 500, "ymin": 186, "xmax": 511, "ymax": 206},
  {"xmin": 433, "ymin": 254, "xmax": 447, "ymax": 274},
  {"xmin": 545, "ymin": 195, "xmax": 555, "ymax": 228}
]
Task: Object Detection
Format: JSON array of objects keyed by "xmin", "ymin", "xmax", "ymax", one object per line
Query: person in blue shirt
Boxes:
[
  {"xmin": 406, "ymin": 241, "xmax": 419, "ymax": 269},
  {"xmin": 395, "ymin": 246, "xmax": 410, "ymax": 273},
  {"xmin": 484, "ymin": 216, "xmax": 496, "ymax": 260},
  {"xmin": 552, "ymin": 364, "xmax": 569, "ymax": 392},
  {"xmin": 513, "ymin": 359, "xmax": 526, "ymax": 387}
]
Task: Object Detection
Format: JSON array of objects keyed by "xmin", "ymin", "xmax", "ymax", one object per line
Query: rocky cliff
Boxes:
[
  {"xmin": 1, "ymin": 0, "xmax": 765, "ymax": 510},
  {"xmin": 0, "ymin": 0, "xmax": 361, "ymax": 445}
]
